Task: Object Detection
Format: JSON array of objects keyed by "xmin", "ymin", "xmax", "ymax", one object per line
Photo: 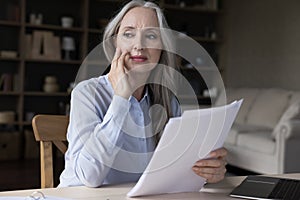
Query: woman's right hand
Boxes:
[{"xmin": 108, "ymin": 48, "xmax": 132, "ymax": 99}]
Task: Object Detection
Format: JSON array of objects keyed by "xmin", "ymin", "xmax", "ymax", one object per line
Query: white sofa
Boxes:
[{"xmin": 216, "ymin": 88, "xmax": 300, "ymax": 174}]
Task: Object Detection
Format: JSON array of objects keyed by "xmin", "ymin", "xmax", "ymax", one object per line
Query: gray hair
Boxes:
[
  {"xmin": 103, "ymin": 0, "xmax": 175, "ymax": 60},
  {"xmin": 103, "ymin": 0, "xmax": 179, "ymax": 142}
]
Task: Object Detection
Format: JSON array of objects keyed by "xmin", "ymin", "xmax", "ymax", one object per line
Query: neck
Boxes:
[
  {"xmin": 133, "ymin": 86, "xmax": 146, "ymax": 101},
  {"xmin": 128, "ymin": 71, "xmax": 150, "ymax": 101}
]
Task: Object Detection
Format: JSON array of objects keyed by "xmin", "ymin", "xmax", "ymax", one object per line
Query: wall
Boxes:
[{"xmin": 223, "ymin": 0, "xmax": 300, "ymax": 90}]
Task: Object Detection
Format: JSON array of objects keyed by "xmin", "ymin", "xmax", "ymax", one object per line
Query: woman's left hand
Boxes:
[{"xmin": 192, "ymin": 147, "xmax": 228, "ymax": 183}]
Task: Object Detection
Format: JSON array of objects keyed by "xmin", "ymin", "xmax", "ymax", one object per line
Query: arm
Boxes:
[
  {"xmin": 61, "ymin": 48, "xmax": 134, "ymax": 187},
  {"xmin": 62, "ymin": 84, "xmax": 130, "ymax": 187}
]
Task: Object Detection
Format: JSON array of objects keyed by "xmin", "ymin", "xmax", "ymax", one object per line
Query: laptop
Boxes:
[{"xmin": 230, "ymin": 175, "xmax": 300, "ymax": 200}]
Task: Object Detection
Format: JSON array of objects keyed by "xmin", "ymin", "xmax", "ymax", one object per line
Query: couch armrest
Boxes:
[{"xmin": 273, "ymin": 120, "xmax": 300, "ymax": 139}]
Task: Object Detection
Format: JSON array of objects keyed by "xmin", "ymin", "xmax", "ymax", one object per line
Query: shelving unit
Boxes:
[
  {"xmin": 0, "ymin": 20, "xmax": 21, "ymax": 27},
  {"xmin": 162, "ymin": 0, "xmax": 223, "ymax": 105},
  {"xmin": 0, "ymin": 0, "xmax": 224, "ymax": 160}
]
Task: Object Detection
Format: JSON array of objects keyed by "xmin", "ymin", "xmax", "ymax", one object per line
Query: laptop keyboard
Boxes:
[{"xmin": 269, "ymin": 179, "xmax": 300, "ymax": 200}]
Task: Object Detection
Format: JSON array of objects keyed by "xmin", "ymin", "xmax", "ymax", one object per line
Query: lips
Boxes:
[{"xmin": 130, "ymin": 55, "xmax": 147, "ymax": 62}]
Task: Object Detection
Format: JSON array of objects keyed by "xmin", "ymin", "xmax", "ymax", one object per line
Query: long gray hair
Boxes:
[{"xmin": 103, "ymin": 0, "xmax": 179, "ymax": 142}]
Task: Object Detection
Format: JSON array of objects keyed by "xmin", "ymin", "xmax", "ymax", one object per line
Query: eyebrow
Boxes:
[
  {"xmin": 121, "ymin": 26, "xmax": 160, "ymax": 32},
  {"xmin": 122, "ymin": 26, "xmax": 135, "ymax": 30}
]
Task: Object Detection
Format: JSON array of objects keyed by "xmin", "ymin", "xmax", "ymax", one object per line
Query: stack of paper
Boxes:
[
  {"xmin": 127, "ymin": 100, "xmax": 243, "ymax": 197},
  {"xmin": 0, "ymin": 196, "xmax": 70, "ymax": 200}
]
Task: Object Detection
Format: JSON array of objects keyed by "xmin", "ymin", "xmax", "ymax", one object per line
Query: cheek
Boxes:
[{"xmin": 116, "ymin": 38, "xmax": 132, "ymax": 52}]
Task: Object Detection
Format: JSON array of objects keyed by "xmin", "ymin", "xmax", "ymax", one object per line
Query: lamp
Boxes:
[{"xmin": 62, "ymin": 37, "xmax": 75, "ymax": 60}]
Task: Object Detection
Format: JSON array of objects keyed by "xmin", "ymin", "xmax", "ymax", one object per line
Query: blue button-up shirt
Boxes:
[{"xmin": 59, "ymin": 75, "xmax": 181, "ymax": 187}]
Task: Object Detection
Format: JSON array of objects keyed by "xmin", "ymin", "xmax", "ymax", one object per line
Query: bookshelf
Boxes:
[{"xmin": 162, "ymin": 0, "xmax": 223, "ymax": 105}]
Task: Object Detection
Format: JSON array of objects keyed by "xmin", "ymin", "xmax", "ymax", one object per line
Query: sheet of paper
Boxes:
[
  {"xmin": 0, "ymin": 196, "xmax": 71, "ymax": 200},
  {"xmin": 127, "ymin": 100, "xmax": 243, "ymax": 197}
]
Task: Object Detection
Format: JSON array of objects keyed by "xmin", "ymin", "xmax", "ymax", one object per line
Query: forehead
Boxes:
[{"xmin": 120, "ymin": 7, "xmax": 159, "ymax": 29}]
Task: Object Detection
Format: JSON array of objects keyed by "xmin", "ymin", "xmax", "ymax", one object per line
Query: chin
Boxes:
[{"xmin": 127, "ymin": 63, "xmax": 157, "ymax": 73}]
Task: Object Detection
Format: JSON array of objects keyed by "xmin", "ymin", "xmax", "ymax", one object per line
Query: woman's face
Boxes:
[{"xmin": 116, "ymin": 7, "xmax": 162, "ymax": 72}]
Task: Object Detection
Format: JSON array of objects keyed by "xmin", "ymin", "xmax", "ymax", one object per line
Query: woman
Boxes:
[{"xmin": 59, "ymin": 0, "xmax": 227, "ymax": 187}]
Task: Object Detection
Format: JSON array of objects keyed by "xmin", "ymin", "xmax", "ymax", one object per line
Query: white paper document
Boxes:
[
  {"xmin": 0, "ymin": 196, "xmax": 71, "ymax": 200},
  {"xmin": 127, "ymin": 100, "xmax": 243, "ymax": 197}
]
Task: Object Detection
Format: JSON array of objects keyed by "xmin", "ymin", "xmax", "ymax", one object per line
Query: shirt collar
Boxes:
[{"xmin": 129, "ymin": 86, "xmax": 149, "ymax": 104}]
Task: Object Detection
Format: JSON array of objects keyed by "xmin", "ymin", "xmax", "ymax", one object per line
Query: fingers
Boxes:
[
  {"xmin": 192, "ymin": 165, "xmax": 227, "ymax": 175},
  {"xmin": 194, "ymin": 148, "xmax": 228, "ymax": 168},
  {"xmin": 194, "ymin": 158, "xmax": 226, "ymax": 168},
  {"xmin": 112, "ymin": 47, "xmax": 122, "ymax": 63},
  {"xmin": 108, "ymin": 48, "xmax": 131, "ymax": 99},
  {"xmin": 209, "ymin": 147, "xmax": 228, "ymax": 158},
  {"xmin": 118, "ymin": 51, "xmax": 128, "ymax": 72},
  {"xmin": 192, "ymin": 160, "xmax": 227, "ymax": 183},
  {"xmin": 193, "ymin": 167, "xmax": 226, "ymax": 183},
  {"xmin": 192, "ymin": 148, "xmax": 228, "ymax": 183},
  {"xmin": 112, "ymin": 48, "xmax": 127, "ymax": 71}
]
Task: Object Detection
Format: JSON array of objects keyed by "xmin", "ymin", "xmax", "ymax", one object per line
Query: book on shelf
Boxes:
[
  {"xmin": 0, "ymin": 50, "xmax": 18, "ymax": 58},
  {"xmin": 0, "ymin": 73, "xmax": 20, "ymax": 92},
  {"xmin": 52, "ymin": 36, "xmax": 62, "ymax": 60},
  {"xmin": 0, "ymin": 73, "xmax": 13, "ymax": 92},
  {"xmin": 31, "ymin": 31, "xmax": 43, "ymax": 59},
  {"xmin": 43, "ymin": 31, "xmax": 55, "ymax": 58},
  {"xmin": 30, "ymin": 31, "xmax": 61, "ymax": 60}
]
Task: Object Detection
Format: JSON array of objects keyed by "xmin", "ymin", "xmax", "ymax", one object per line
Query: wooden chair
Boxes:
[{"xmin": 32, "ymin": 114, "xmax": 69, "ymax": 188}]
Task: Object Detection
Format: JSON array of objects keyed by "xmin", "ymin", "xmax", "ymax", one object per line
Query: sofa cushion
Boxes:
[
  {"xmin": 216, "ymin": 88, "xmax": 259, "ymax": 124},
  {"xmin": 232, "ymin": 123, "xmax": 272, "ymax": 132},
  {"xmin": 225, "ymin": 123, "xmax": 272, "ymax": 145},
  {"xmin": 246, "ymin": 88, "xmax": 290, "ymax": 129},
  {"xmin": 290, "ymin": 91, "xmax": 300, "ymax": 105},
  {"xmin": 225, "ymin": 129, "xmax": 239, "ymax": 145},
  {"xmin": 279, "ymin": 102, "xmax": 300, "ymax": 121},
  {"xmin": 236, "ymin": 132, "xmax": 275, "ymax": 154}
]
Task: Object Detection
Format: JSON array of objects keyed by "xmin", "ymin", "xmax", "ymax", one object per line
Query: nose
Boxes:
[{"xmin": 133, "ymin": 33, "xmax": 144, "ymax": 51}]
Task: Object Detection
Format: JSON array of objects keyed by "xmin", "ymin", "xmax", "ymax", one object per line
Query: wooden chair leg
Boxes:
[{"xmin": 40, "ymin": 141, "xmax": 54, "ymax": 188}]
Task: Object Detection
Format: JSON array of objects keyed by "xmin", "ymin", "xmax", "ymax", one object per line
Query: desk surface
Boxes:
[{"xmin": 0, "ymin": 174, "xmax": 299, "ymax": 200}]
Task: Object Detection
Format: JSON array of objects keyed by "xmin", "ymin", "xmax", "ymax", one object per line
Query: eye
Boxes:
[
  {"xmin": 123, "ymin": 31, "xmax": 134, "ymax": 38},
  {"xmin": 146, "ymin": 33, "xmax": 158, "ymax": 40}
]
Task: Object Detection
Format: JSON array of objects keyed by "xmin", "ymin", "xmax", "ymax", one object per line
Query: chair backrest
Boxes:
[{"xmin": 32, "ymin": 114, "xmax": 69, "ymax": 188}]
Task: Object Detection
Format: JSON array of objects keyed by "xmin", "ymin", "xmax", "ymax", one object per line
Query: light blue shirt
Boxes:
[{"xmin": 59, "ymin": 75, "xmax": 181, "ymax": 187}]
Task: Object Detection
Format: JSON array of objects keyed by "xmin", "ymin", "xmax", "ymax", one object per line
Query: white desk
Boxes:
[{"xmin": 0, "ymin": 174, "xmax": 299, "ymax": 199}]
